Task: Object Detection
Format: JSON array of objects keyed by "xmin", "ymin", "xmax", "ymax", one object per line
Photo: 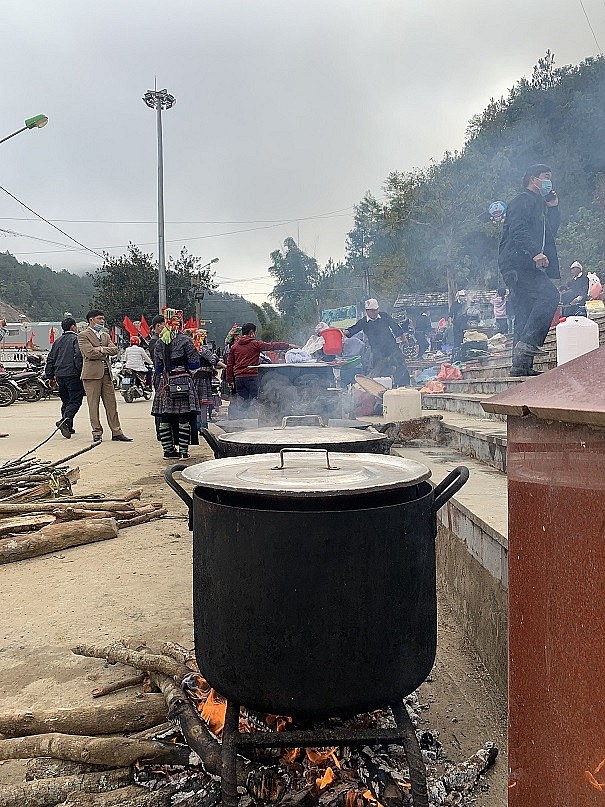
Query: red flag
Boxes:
[
  {"xmin": 110, "ymin": 326, "xmax": 116, "ymax": 343},
  {"xmin": 122, "ymin": 316, "xmax": 138, "ymax": 336},
  {"xmin": 49, "ymin": 327, "xmax": 55, "ymax": 345},
  {"xmin": 184, "ymin": 317, "xmax": 197, "ymax": 330},
  {"xmin": 27, "ymin": 330, "xmax": 35, "ymax": 348},
  {"xmin": 139, "ymin": 314, "xmax": 151, "ymax": 338}
]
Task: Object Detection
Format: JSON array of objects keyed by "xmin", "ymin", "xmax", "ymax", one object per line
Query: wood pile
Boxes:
[
  {"xmin": 0, "ymin": 444, "xmax": 166, "ymax": 564},
  {"xmin": 0, "ymin": 639, "xmax": 498, "ymax": 807}
]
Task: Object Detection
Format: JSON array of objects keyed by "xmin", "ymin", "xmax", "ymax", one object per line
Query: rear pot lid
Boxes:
[
  {"xmin": 218, "ymin": 425, "xmax": 385, "ymax": 446},
  {"xmin": 181, "ymin": 449, "xmax": 430, "ymax": 496}
]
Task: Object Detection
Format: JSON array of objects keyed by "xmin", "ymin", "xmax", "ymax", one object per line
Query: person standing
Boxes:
[
  {"xmin": 44, "ymin": 316, "xmax": 84, "ymax": 439},
  {"xmin": 498, "ymin": 164, "xmax": 561, "ymax": 376},
  {"xmin": 414, "ymin": 312, "xmax": 432, "ymax": 359},
  {"xmin": 147, "ymin": 314, "xmax": 165, "ymax": 360},
  {"xmin": 449, "ymin": 290, "xmax": 468, "ymax": 360},
  {"xmin": 152, "ymin": 309, "xmax": 201, "ymax": 459},
  {"xmin": 194, "ymin": 329, "xmax": 225, "ymax": 429},
  {"xmin": 78, "ymin": 309, "xmax": 132, "ymax": 443},
  {"xmin": 345, "ymin": 299, "xmax": 410, "ymax": 386},
  {"xmin": 225, "ymin": 323, "xmax": 293, "ymax": 407},
  {"xmin": 490, "ymin": 288, "xmax": 509, "ymax": 334}
]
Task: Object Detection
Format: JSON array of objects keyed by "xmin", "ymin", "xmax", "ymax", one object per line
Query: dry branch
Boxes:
[
  {"xmin": 71, "ymin": 642, "xmax": 191, "ymax": 683},
  {"xmin": 0, "ymin": 767, "xmax": 132, "ymax": 807},
  {"xmin": 91, "ymin": 675, "xmax": 145, "ymax": 699},
  {"xmin": 0, "ymin": 503, "xmax": 128, "ymax": 515},
  {"xmin": 116, "ymin": 509, "xmax": 167, "ymax": 529},
  {"xmin": 0, "ymin": 733, "xmax": 189, "ymax": 767},
  {"xmin": 0, "ymin": 518, "xmax": 118, "ymax": 564},
  {"xmin": 0, "ymin": 695, "xmax": 167, "ymax": 738},
  {"xmin": 0, "ymin": 468, "xmax": 80, "ymax": 502}
]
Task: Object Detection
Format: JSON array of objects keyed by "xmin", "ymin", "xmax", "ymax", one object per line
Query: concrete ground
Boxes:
[{"xmin": 0, "ymin": 398, "xmax": 506, "ymax": 805}]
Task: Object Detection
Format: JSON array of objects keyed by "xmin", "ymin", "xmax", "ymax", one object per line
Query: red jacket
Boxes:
[{"xmin": 226, "ymin": 336, "xmax": 291, "ymax": 382}]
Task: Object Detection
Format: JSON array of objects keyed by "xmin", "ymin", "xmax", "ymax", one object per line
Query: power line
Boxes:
[
  {"xmin": 578, "ymin": 0, "xmax": 603, "ymax": 53},
  {"xmin": 0, "ymin": 184, "xmax": 105, "ymax": 260}
]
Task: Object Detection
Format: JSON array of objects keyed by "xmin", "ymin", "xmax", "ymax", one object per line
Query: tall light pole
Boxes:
[
  {"xmin": 143, "ymin": 89, "xmax": 176, "ymax": 313},
  {"xmin": 191, "ymin": 258, "xmax": 219, "ymax": 325},
  {"xmin": 0, "ymin": 115, "xmax": 48, "ymax": 146}
]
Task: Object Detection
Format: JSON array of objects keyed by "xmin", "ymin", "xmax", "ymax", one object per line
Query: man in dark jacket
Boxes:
[
  {"xmin": 344, "ymin": 299, "xmax": 410, "ymax": 386},
  {"xmin": 498, "ymin": 164, "xmax": 561, "ymax": 376},
  {"xmin": 225, "ymin": 323, "xmax": 293, "ymax": 405},
  {"xmin": 45, "ymin": 317, "xmax": 84, "ymax": 438}
]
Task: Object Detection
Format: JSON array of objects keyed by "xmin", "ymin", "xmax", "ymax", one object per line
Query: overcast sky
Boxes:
[{"xmin": 0, "ymin": 0, "xmax": 602, "ymax": 304}]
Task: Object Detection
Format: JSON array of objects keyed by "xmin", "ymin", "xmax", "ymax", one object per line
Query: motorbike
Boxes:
[
  {"xmin": 0, "ymin": 365, "xmax": 20, "ymax": 407},
  {"xmin": 120, "ymin": 367, "xmax": 153, "ymax": 403},
  {"xmin": 6, "ymin": 355, "xmax": 48, "ymax": 402}
]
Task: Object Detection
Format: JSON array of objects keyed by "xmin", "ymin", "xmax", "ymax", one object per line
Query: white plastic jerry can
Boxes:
[
  {"xmin": 556, "ymin": 316, "xmax": 599, "ymax": 366},
  {"xmin": 382, "ymin": 388, "xmax": 422, "ymax": 421}
]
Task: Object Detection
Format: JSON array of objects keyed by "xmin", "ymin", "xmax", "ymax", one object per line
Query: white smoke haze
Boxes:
[{"xmin": 0, "ymin": 0, "xmax": 601, "ymax": 302}]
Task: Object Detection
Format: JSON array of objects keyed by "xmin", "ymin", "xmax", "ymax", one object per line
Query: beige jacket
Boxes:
[{"xmin": 77, "ymin": 328, "xmax": 119, "ymax": 380}]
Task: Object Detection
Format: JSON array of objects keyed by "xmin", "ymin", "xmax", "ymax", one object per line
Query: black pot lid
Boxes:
[
  {"xmin": 218, "ymin": 425, "xmax": 385, "ymax": 446},
  {"xmin": 181, "ymin": 450, "xmax": 430, "ymax": 496}
]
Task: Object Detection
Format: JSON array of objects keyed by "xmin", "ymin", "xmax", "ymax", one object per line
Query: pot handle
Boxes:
[
  {"xmin": 271, "ymin": 447, "xmax": 340, "ymax": 470},
  {"xmin": 164, "ymin": 464, "xmax": 193, "ymax": 531},
  {"xmin": 432, "ymin": 466, "xmax": 469, "ymax": 512},
  {"xmin": 199, "ymin": 427, "xmax": 223, "ymax": 458},
  {"xmin": 280, "ymin": 415, "xmax": 325, "ymax": 428}
]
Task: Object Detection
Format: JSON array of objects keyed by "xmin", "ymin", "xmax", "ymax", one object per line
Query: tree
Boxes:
[
  {"xmin": 250, "ymin": 302, "xmax": 285, "ymax": 341},
  {"xmin": 268, "ymin": 238, "xmax": 320, "ymax": 331},
  {"xmin": 91, "ymin": 244, "xmax": 218, "ymax": 324}
]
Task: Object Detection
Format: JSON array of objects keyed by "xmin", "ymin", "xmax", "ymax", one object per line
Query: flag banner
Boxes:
[
  {"xmin": 139, "ymin": 314, "xmax": 151, "ymax": 338},
  {"xmin": 321, "ymin": 305, "xmax": 358, "ymax": 328},
  {"xmin": 49, "ymin": 327, "xmax": 55, "ymax": 345},
  {"xmin": 122, "ymin": 316, "xmax": 138, "ymax": 336}
]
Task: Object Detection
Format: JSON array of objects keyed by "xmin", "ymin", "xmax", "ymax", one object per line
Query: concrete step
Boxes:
[
  {"xmin": 442, "ymin": 378, "xmax": 525, "ymax": 395},
  {"xmin": 437, "ymin": 410, "xmax": 508, "ymax": 472},
  {"xmin": 422, "ymin": 392, "xmax": 506, "ymax": 421}
]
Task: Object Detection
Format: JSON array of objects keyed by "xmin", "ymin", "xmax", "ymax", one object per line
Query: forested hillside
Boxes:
[
  {"xmin": 345, "ymin": 52, "xmax": 605, "ymax": 300},
  {"xmin": 0, "ymin": 252, "xmax": 94, "ymax": 320}
]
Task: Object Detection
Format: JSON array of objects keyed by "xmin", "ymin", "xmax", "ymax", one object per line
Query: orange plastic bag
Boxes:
[{"xmin": 436, "ymin": 362, "xmax": 462, "ymax": 381}]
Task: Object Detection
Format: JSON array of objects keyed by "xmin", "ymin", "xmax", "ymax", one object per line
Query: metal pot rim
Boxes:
[{"xmin": 181, "ymin": 449, "xmax": 430, "ymax": 496}]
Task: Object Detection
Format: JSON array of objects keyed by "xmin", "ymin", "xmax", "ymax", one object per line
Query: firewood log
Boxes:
[
  {"xmin": 0, "ymin": 518, "xmax": 118, "ymax": 564},
  {"xmin": 91, "ymin": 675, "xmax": 145, "ymax": 698},
  {"xmin": 0, "ymin": 515, "xmax": 55, "ymax": 536},
  {"xmin": 150, "ymin": 673, "xmax": 222, "ymax": 775},
  {"xmin": 0, "ymin": 767, "xmax": 132, "ymax": 807},
  {"xmin": 71, "ymin": 642, "xmax": 191, "ymax": 683},
  {"xmin": 1, "ymin": 468, "xmax": 80, "ymax": 502},
  {"xmin": 58, "ymin": 780, "xmax": 221, "ymax": 807},
  {"xmin": 0, "ymin": 733, "xmax": 190, "ymax": 767},
  {"xmin": 0, "ymin": 694, "xmax": 167, "ymax": 738},
  {"xmin": 25, "ymin": 758, "xmax": 112, "ymax": 780},
  {"xmin": 0, "ymin": 502, "xmax": 133, "ymax": 515},
  {"xmin": 116, "ymin": 509, "xmax": 167, "ymax": 529}
]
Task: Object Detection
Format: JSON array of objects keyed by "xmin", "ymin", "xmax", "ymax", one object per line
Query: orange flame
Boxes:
[
  {"xmin": 199, "ymin": 688, "xmax": 227, "ymax": 736},
  {"xmin": 306, "ymin": 747, "xmax": 341, "ymax": 767},
  {"xmin": 316, "ymin": 766, "xmax": 335, "ymax": 790}
]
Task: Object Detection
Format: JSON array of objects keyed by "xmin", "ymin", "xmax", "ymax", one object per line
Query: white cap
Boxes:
[
  {"xmin": 364, "ymin": 298, "xmax": 379, "ymax": 310},
  {"xmin": 570, "ymin": 261, "xmax": 583, "ymax": 270},
  {"xmin": 456, "ymin": 290, "xmax": 467, "ymax": 297}
]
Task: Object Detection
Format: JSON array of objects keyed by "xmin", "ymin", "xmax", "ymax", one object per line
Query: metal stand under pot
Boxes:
[{"xmin": 166, "ymin": 451, "xmax": 469, "ymax": 807}]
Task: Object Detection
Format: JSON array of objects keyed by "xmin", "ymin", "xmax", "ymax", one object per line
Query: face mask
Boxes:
[
  {"xmin": 93, "ymin": 323, "xmax": 103, "ymax": 332},
  {"xmin": 538, "ymin": 179, "xmax": 553, "ymax": 196}
]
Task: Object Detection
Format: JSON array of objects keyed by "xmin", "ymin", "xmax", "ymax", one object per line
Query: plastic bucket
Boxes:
[{"xmin": 321, "ymin": 328, "xmax": 344, "ymax": 355}]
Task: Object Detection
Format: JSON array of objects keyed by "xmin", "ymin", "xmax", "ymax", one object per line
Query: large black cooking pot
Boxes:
[
  {"xmin": 166, "ymin": 450, "xmax": 468, "ymax": 718},
  {"xmin": 200, "ymin": 415, "xmax": 390, "ymax": 458}
]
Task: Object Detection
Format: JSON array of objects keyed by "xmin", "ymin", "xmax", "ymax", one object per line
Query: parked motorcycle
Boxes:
[
  {"xmin": 0, "ymin": 365, "xmax": 20, "ymax": 406},
  {"xmin": 120, "ymin": 368, "xmax": 153, "ymax": 403},
  {"xmin": 9, "ymin": 355, "xmax": 48, "ymax": 402}
]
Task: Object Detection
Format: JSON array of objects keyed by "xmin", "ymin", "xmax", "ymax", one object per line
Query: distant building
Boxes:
[{"xmin": 393, "ymin": 290, "xmax": 497, "ymax": 325}]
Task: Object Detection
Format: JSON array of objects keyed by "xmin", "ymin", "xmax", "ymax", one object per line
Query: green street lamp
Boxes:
[{"xmin": 0, "ymin": 115, "xmax": 49, "ymax": 145}]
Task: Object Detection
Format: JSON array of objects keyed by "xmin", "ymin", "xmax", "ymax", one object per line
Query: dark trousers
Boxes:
[
  {"xmin": 510, "ymin": 270, "xmax": 560, "ymax": 348},
  {"xmin": 57, "ymin": 376, "xmax": 85, "ymax": 428},
  {"xmin": 371, "ymin": 346, "xmax": 410, "ymax": 387},
  {"xmin": 235, "ymin": 376, "xmax": 259, "ymax": 401}
]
